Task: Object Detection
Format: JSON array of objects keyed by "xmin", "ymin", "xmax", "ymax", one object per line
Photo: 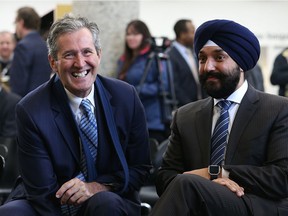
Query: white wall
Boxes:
[
  {"xmin": 1, "ymin": 0, "xmax": 288, "ymax": 94},
  {"xmin": 1, "ymin": 1, "xmax": 72, "ymax": 32},
  {"xmin": 139, "ymin": 0, "xmax": 288, "ymax": 94}
]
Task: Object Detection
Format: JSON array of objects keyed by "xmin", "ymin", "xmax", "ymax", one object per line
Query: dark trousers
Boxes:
[
  {"xmin": 0, "ymin": 191, "xmax": 139, "ymax": 216},
  {"xmin": 150, "ymin": 174, "xmax": 250, "ymax": 216}
]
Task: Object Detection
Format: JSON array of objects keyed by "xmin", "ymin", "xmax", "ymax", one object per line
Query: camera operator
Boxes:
[{"xmin": 117, "ymin": 20, "xmax": 173, "ymax": 143}]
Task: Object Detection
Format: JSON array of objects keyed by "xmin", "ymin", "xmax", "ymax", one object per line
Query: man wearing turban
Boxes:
[{"xmin": 150, "ymin": 19, "xmax": 288, "ymax": 216}]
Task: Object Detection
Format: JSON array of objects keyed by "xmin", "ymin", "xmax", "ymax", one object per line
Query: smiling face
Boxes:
[
  {"xmin": 198, "ymin": 46, "xmax": 244, "ymax": 99},
  {"xmin": 49, "ymin": 28, "xmax": 101, "ymax": 98}
]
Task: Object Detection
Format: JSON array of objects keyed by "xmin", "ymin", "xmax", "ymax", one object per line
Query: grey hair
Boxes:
[{"xmin": 47, "ymin": 14, "xmax": 101, "ymax": 60}]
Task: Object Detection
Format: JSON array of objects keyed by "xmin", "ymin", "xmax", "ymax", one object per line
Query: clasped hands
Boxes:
[
  {"xmin": 56, "ymin": 178, "xmax": 110, "ymax": 206},
  {"xmin": 183, "ymin": 168, "xmax": 244, "ymax": 197}
]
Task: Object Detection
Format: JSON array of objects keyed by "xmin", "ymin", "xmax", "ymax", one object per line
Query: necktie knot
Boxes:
[
  {"xmin": 80, "ymin": 99, "xmax": 92, "ymax": 114},
  {"xmin": 217, "ymin": 100, "xmax": 232, "ymax": 111}
]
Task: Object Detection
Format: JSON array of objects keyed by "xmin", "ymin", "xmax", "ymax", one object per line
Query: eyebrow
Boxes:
[{"xmin": 199, "ymin": 48, "xmax": 225, "ymax": 55}]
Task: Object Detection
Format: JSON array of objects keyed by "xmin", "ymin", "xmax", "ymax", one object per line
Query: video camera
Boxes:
[{"xmin": 149, "ymin": 36, "xmax": 172, "ymax": 53}]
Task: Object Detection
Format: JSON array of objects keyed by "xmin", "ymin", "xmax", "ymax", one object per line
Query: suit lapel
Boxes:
[
  {"xmin": 225, "ymin": 85, "xmax": 259, "ymax": 164},
  {"xmin": 51, "ymin": 76, "xmax": 80, "ymax": 162},
  {"xmin": 195, "ymin": 98, "xmax": 214, "ymax": 164}
]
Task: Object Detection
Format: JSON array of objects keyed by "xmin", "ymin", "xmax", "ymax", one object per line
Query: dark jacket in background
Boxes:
[
  {"xmin": 166, "ymin": 46, "xmax": 205, "ymax": 107},
  {"xmin": 270, "ymin": 48, "xmax": 288, "ymax": 96},
  {"xmin": 0, "ymin": 88, "xmax": 21, "ymax": 137},
  {"xmin": 9, "ymin": 31, "xmax": 51, "ymax": 97}
]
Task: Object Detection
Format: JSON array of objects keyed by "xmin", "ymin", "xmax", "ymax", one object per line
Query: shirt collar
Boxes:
[
  {"xmin": 213, "ymin": 80, "xmax": 248, "ymax": 106},
  {"xmin": 65, "ymin": 84, "xmax": 95, "ymax": 114},
  {"xmin": 173, "ymin": 41, "xmax": 189, "ymax": 53}
]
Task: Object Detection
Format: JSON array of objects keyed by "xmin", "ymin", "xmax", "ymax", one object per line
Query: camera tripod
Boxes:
[{"xmin": 137, "ymin": 50, "xmax": 178, "ymax": 125}]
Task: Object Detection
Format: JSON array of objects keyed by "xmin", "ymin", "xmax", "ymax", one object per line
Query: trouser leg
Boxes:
[
  {"xmin": 0, "ymin": 199, "xmax": 37, "ymax": 216},
  {"xmin": 150, "ymin": 174, "xmax": 250, "ymax": 216},
  {"xmin": 77, "ymin": 191, "xmax": 134, "ymax": 216}
]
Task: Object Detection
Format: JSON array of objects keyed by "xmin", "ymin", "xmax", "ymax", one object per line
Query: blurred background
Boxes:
[{"xmin": 1, "ymin": 0, "xmax": 288, "ymax": 95}]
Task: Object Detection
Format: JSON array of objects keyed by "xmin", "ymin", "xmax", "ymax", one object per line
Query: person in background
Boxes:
[
  {"xmin": 166, "ymin": 19, "xmax": 205, "ymax": 107},
  {"xmin": 150, "ymin": 19, "xmax": 288, "ymax": 216},
  {"xmin": 0, "ymin": 80, "xmax": 21, "ymax": 137},
  {"xmin": 9, "ymin": 6, "xmax": 51, "ymax": 97},
  {"xmin": 245, "ymin": 64, "xmax": 265, "ymax": 91},
  {"xmin": 0, "ymin": 14, "xmax": 150, "ymax": 215},
  {"xmin": 117, "ymin": 19, "xmax": 170, "ymax": 143},
  {"xmin": 0, "ymin": 31, "xmax": 16, "ymax": 90},
  {"xmin": 270, "ymin": 47, "xmax": 288, "ymax": 96}
]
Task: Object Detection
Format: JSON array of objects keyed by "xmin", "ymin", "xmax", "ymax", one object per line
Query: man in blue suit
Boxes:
[
  {"xmin": 0, "ymin": 14, "xmax": 151, "ymax": 215},
  {"xmin": 9, "ymin": 7, "xmax": 51, "ymax": 97}
]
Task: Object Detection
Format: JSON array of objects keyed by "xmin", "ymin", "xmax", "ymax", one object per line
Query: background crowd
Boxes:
[{"xmin": 0, "ymin": 5, "xmax": 287, "ymax": 216}]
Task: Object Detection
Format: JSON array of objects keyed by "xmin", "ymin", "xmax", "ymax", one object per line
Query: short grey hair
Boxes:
[{"xmin": 47, "ymin": 14, "xmax": 101, "ymax": 60}]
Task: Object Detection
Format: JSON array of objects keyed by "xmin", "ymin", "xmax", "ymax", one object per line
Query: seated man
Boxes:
[
  {"xmin": 150, "ymin": 19, "xmax": 288, "ymax": 216},
  {"xmin": 0, "ymin": 14, "xmax": 151, "ymax": 216}
]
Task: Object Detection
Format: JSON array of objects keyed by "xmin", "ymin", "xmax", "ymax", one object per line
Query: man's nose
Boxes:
[
  {"xmin": 203, "ymin": 58, "xmax": 216, "ymax": 71},
  {"xmin": 74, "ymin": 54, "xmax": 86, "ymax": 67}
]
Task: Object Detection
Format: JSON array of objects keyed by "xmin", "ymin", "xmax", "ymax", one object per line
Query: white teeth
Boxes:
[{"xmin": 72, "ymin": 71, "xmax": 88, "ymax": 78}]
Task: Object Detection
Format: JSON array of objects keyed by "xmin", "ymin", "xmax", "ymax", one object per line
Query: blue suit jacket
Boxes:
[
  {"xmin": 13, "ymin": 74, "xmax": 151, "ymax": 215},
  {"xmin": 9, "ymin": 31, "xmax": 51, "ymax": 97}
]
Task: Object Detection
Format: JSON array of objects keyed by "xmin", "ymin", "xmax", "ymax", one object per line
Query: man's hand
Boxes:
[
  {"xmin": 183, "ymin": 168, "xmax": 244, "ymax": 197},
  {"xmin": 55, "ymin": 178, "xmax": 110, "ymax": 206},
  {"xmin": 213, "ymin": 178, "xmax": 244, "ymax": 197}
]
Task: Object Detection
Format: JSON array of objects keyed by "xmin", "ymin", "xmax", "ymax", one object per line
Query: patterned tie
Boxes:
[
  {"xmin": 210, "ymin": 100, "xmax": 232, "ymax": 165},
  {"xmin": 79, "ymin": 99, "xmax": 98, "ymax": 178},
  {"xmin": 61, "ymin": 99, "xmax": 98, "ymax": 216}
]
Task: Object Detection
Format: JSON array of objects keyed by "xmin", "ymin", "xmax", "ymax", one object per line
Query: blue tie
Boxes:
[
  {"xmin": 79, "ymin": 99, "xmax": 98, "ymax": 179},
  {"xmin": 210, "ymin": 100, "xmax": 232, "ymax": 165},
  {"xmin": 61, "ymin": 100, "xmax": 98, "ymax": 215}
]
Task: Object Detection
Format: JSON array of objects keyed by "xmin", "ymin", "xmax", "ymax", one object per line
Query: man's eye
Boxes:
[
  {"xmin": 216, "ymin": 55, "xmax": 225, "ymax": 61},
  {"xmin": 83, "ymin": 50, "xmax": 93, "ymax": 56},
  {"xmin": 63, "ymin": 53, "xmax": 74, "ymax": 59},
  {"xmin": 198, "ymin": 56, "xmax": 206, "ymax": 64}
]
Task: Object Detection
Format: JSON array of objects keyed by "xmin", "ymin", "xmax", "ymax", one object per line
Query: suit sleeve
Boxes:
[
  {"xmin": 224, "ymin": 99, "xmax": 288, "ymax": 200},
  {"xmin": 16, "ymin": 103, "xmax": 61, "ymax": 216}
]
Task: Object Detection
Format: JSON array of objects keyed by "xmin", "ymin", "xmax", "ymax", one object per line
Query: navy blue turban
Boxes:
[{"xmin": 194, "ymin": 19, "xmax": 260, "ymax": 71}]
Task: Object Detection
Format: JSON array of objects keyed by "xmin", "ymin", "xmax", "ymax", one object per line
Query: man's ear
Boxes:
[{"xmin": 48, "ymin": 55, "xmax": 57, "ymax": 72}]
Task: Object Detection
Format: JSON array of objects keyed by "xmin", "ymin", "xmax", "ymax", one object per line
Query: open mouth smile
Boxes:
[{"xmin": 72, "ymin": 70, "xmax": 90, "ymax": 78}]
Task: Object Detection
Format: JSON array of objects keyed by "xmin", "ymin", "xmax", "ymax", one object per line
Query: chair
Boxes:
[
  {"xmin": 0, "ymin": 137, "xmax": 19, "ymax": 205},
  {"xmin": 140, "ymin": 138, "xmax": 169, "ymax": 214}
]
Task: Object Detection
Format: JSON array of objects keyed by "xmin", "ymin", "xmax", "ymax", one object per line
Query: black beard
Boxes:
[{"xmin": 199, "ymin": 67, "xmax": 241, "ymax": 99}]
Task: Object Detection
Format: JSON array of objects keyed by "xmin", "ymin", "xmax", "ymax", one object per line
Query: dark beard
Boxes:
[{"xmin": 199, "ymin": 67, "xmax": 241, "ymax": 99}]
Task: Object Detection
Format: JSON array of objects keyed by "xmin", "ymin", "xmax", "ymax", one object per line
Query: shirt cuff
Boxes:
[{"xmin": 222, "ymin": 167, "xmax": 230, "ymax": 178}]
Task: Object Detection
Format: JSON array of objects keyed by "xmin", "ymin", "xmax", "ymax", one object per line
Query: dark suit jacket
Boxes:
[
  {"xmin": 12, "ymin": 75, "xmax": 151, "ymax": 215},
  {"xmin": 270, "ymin": 48, "xmax": 288, "ymax": 96},
  {"xmin": 9, "ymin": 31, "xmax": 51, "ymax": 97},
  {"xmin": 156, "ymin": 85, "xmax": 288, "ymax": 215},
  {"xmin": 0, "ymin": 88, "xmax": 21, "ymax": 137},
  {"xmin": 166, "ymin": 46, "xmax": 205, "ymax": 107}
]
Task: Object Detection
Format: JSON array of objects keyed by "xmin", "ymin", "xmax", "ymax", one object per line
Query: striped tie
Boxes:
[
  {"xmin": 79, "ymin": 99, "xmax": 98, "ymax": 177},
  {"xmin": 210, "ymin": 100, "xmax": 232, "ymax": 165},
  {"xmin": 61, "ymin": 99, "xmax": 98, "ymax": 216}
]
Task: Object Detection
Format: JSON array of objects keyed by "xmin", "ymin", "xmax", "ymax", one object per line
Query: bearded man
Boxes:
[{"xmin": 150, "ymin": 19, "xmax": 288, "ymax": 216}]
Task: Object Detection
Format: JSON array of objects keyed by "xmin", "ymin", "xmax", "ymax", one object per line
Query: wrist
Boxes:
[{"xmin": 208, "ymin": 165, "xmax": 221, "ymax": 180}]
